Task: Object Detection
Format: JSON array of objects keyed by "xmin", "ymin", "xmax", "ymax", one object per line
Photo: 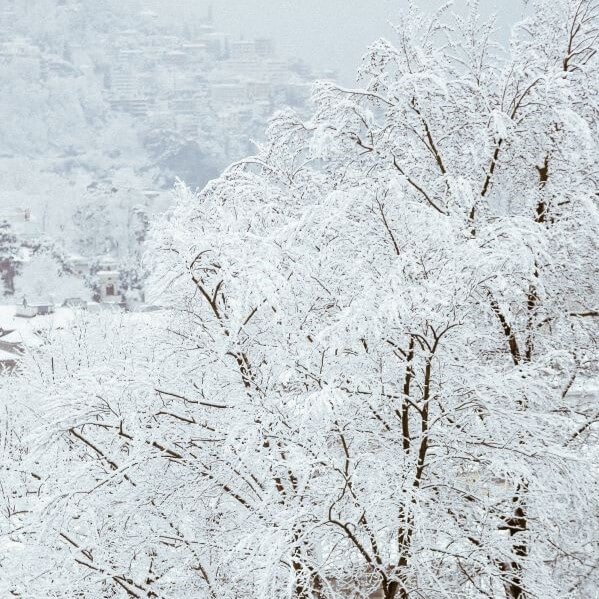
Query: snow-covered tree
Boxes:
[
  {"xmin": 0, "ymin": 220, "xmax": 21, "ymax": 296},
  {"xmin": 129, "ymin": 204, "xmax": 150, "ymax": 250},
  {"xmin": 118, "ymin": 257, "xmax": 148, "ymax": 304},
  {"xmin": 16, "ymin": 252, "xmax": 87, "ymax": 303},
  {"xmin": 1, "ymin": 2, "xmax": 598, "ymax": 598},
  {"xmin": 72, "ymin": 187, "xmax": 115, "ymax": 256},
  {"xmin": 143, "ymin": 126, "xmax": 226, "ymax": 191}
]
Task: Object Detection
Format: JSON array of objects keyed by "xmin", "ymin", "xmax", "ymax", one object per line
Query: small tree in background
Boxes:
[
  {"xmin": 0, "ymin": 220, "xmax": 21, "ymax": 296},
  {"xmin": 118, "ymin": 257, "xmax": 148, "ymax": 305},
  {"xmin": 16, "ymin": 252, "xmax": 87, "ymax": 303}
]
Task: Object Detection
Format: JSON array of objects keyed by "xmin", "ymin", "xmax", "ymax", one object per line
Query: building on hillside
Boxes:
[
  {"xmin": 16, "ymin": 297, "xmax": 55, "ymax": 318},
  {"xmin": 97, "ymin": 270, "xmax": 120, "ymax": 303},
  {"xmin": 229, "ymin": 40, "xmax": 256, "ymax": 62},
  {"xmin": 201, "ymin": 31, "xmax": 228, "ymax": 58},
  {"xmin": 264, "ymin": 59, "xmax": 290, "ymax": 84},
  {"xmin": 164, "ymin": 49, "xmax": 189, "ymax": 68},
  {"xmin": 246, "ymin": 80, "xmax": 272, "ymax": 102},
  {"xmin": 0, "ymin": 206, "xmax": 30, "ymax": 223},
  {"xmin": 210, "ymin": 82, "xmax": 247, "ymax": 106},
  {"xmin": 254, "ymin": 38, "xmax": 274, "ymax": 59},
  {"xmin": 109, "ymin": 97, "xmax": 149, "ymax": 117},
  {"xmin": 108, "ymin": 47, "xmax": 151, "ymax": 116},
  {"xmin": 181, "ymin": 42, "xmax": 208, "ymax": 64},
  {"xmin": 222, "ymin": 59, "xmax": 263, "ymax": 80},
  {"xmin": 96, "ymin": 255, "xmax": 119, "ymax": 271}
]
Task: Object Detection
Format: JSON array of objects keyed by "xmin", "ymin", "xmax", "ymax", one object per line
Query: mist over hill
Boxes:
[{"xmin": 0, "ymin": 0, "xmax": 323, "ymax": 304}]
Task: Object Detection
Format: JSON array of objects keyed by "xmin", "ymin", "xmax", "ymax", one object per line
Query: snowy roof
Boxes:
[
  {"xmin": 68, "ymin": 254, "xmax": 89, "ymax": 264},
  {"xmin": 0, "ymin": 305, "xmax": 74, "ymax": 342},
  {"xmin": 24, "ymin": 297, "xmax": 55, "ymax": 305},
  {"xmin": 0, "ymin": 348, "xmax": 19, "ymax": 361},
  {"xmin": 97, "ymin": 270, "xmax": 119, "ymax": 277}
]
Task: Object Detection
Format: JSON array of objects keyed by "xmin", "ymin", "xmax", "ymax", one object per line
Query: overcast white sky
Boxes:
[{"xmin": 150, "ymin": 0, "xmax": 526, "ymax": 81}]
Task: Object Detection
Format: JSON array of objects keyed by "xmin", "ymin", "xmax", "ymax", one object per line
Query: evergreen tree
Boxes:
[{"xmin": 0, "ymin": 220, "xmax": 21, "ymax": 296}]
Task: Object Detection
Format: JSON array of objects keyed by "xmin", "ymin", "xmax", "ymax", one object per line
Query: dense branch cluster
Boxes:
[{"xmin": 1, "ymin": 1, "xmax": 598, "ymax": 598}]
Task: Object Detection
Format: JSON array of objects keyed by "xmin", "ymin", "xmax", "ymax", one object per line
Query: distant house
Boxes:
[
  {"xmin": 254, "ymin": 38, "xmax": 275, "ymax": 59},
  {"xmin": 33, "ymin": 302, "xmax": 54, "ymax": 316},
  {"xmin": 96, "ymin": 255, "xmax": 119, "ymax": 271},
  {"xmin": 181, "ymin": 42, "xmax": 208, "ymax": 63},
  {"xmin": 229, "ymin": 40, "xmax": 256, "ymax": 62},
  {"xmin": 16, "ymin": 297, "xmax": 55, "ymax": 318},
  {"xmin": 210, "ymin": 82, "xmax": 247, "ymax": 105},
  {"xmin": 97, "ymin": 270, "xmax": 120, "ymax": 303},
  {"xmin": 246, "ymin": 80, "xmax": 271, "ymax": 102}
]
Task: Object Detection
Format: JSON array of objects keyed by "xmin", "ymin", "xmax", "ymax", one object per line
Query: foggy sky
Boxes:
[{"xmin": 150, "ymin": 0, "xmax": 526, "ymax": 81}]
